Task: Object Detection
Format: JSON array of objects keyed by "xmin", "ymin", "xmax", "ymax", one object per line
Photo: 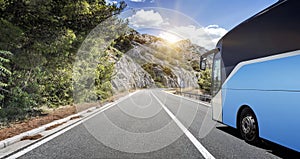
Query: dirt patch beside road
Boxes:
[
  {"xmin": 0, "ymin": 105, "xmax": 76, "ymax": 141},
  {"xmin": 0, "ymin": 90, "xmax": 133, "ymax": 142}
]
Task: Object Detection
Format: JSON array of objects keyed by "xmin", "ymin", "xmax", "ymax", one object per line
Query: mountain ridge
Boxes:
[{"xmin": 110, "ymin": 32, "xmax": 208, "ymax": 92}]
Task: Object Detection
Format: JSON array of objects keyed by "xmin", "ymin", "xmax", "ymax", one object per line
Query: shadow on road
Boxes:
[{"xmin": 217, "ymin": 126, "xmax": 300, "ymax": 159}]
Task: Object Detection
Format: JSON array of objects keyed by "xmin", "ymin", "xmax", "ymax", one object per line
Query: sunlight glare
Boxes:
[{"xmin": 158, "ymin": 32, "xmax": 182, "ymax": 43}]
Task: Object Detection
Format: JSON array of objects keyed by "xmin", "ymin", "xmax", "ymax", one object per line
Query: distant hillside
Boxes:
[{"xmin": 109, "ymin": 31, "xmax": 208, "ymax": 92}]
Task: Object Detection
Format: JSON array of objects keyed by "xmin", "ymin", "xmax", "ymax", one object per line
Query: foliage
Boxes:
[
  {"xmin": 142, "ymin": 63, "xmax": 177, "ymax": 87},
  {"xmin": 191, "ymin": 60, "xmax": 200, "ymax": 72},
  {"xmin": 162, "ymin": 66, "xmax": 174, "ymax": 77},
  {"xmin": 142, "ymin": 63, "xmax": 156, "ymax": 78},
  {"xmin": 0, "ymin": 19, "xmax": 24, "ymax": 51},
  {"xmin": 0, "ymin": 51, "xmax": 12, "ymax": 79},
  {"xmin": 95, "ymin": 50, "xmax": 115, "ymax": 100},
  {"xmin": 0, "ymin": 0, "xmax": 126, "ymax": 123},
  {"xmin": 0, "ymin": 50, "xmax": 12, "ymax": 100},
  {"xmin": 72, "ymin": 18, "xmax": 129, "ymax": 103},
  {"xmin": 112, "ymin": 34, "xmax": 134, "ymax": 53},
  {"xmin": 155, "ymin": 82, "xmax": 165, "ymax": 88},
  {"xmin": 198, "ymin": 69, "xmax": 212, "ymax": 94}
]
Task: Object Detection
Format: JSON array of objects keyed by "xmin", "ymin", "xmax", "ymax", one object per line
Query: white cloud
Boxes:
[
  {"xmin": 127, "ymin": 9, "xmax": 228, "ymax": 49},
  {"xmin": 204, "ymin": 25, "xmax": 227, "ymax": 43},
  {"xmin": 170, "ymin": 25, "xmax": 215, "ymax": 49},
  {"xmin": 128, "ymin": 9, "xmax": 164, "ymax": 28},
  {"xmin": 168, "ymin": 25, "xmax": 227, "ymax": 49},
  {"xmin": 105, "ymin": 0, "xmax": 117, "ymax": 4},
  {"xmin": 129, "ymin": 0, "xmax": 146, "ymax": 2}
]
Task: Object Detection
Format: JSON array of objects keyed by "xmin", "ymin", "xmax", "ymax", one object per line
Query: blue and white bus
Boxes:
[{"xmin": 200, "ymin": 0, "xmax": 300, "ymax": 152}]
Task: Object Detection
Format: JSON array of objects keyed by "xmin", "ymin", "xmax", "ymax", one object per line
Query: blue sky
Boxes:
[
  {"xmin": 122, "ymin": 0, "xmax": 277, "ymax": 30},
  {"xmin": 107, "ymin": 0, "xmax": 278, "ymax": 49}
]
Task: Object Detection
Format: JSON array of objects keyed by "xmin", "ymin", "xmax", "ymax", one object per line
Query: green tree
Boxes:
[
  {"xmin": 0, "ymin": 0, "xmax": 127, "ymax": 122},
  {"xmin": 0, "ymin": 50, "xmax": 12, "ymax": 100},
  {"xmin": 198, "ymin": 69, "xmax": 211, "ymax": 94}
]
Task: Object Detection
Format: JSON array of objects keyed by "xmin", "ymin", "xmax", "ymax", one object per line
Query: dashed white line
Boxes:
[{"xmin": 151, "ymin": 91, "xmax": 215, "ymax": 159}]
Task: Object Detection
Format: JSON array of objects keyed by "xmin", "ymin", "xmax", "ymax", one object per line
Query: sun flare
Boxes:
[{"xmin": 159, "ymin": 32, "xmax": 182, "ymax": 43}]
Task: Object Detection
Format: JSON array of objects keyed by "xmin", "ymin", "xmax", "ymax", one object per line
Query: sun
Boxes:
[{"xmin": 158, "ymin": 32, "xmax": 182, "ymax": 43}]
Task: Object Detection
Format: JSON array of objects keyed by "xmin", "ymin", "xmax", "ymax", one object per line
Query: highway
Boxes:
[{"xmin": 9, "ymin": 89, "xmax": 299, "ymax": 158}]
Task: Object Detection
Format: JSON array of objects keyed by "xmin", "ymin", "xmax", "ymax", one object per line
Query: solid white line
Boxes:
[
  {"xmin": 151, "ymin": 91, "xmax": 215, "ymax": 159},
  {"xmin": 163, "ymin": 90, "xmax": 211, "ymax": 107},
  {"xmin": 6, "ymin": 91, "xmax": 140, "ymax": 159}
]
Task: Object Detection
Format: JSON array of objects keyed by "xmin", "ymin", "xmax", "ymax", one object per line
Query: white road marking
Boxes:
[
  {"xmin": 151, "ymin": 91, "xmax": 215, "ymax": 159},
  {"xmin": 6, "ymin": 91, "xmax": 140, "ymax": 159}
]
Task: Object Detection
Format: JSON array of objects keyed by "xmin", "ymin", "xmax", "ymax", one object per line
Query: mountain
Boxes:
[{"xmin": 109, "ymin": 32, "xmax": 208, "ymax": 92}]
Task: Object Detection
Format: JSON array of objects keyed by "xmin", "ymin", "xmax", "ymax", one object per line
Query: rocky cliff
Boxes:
[
  {"xmin": 110, "ymin": 32, "xmax": 208, "ymax": 92},
  {"xmin": 112, "ymin": 54, "xmax": 156, "ymax": 91}
]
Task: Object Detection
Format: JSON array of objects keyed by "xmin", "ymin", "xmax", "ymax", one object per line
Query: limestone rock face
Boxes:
[{"xmin": 111, "ymin": 33, "xmax": 208, "ymax": 92}]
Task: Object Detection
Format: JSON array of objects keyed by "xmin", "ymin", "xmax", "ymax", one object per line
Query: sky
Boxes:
[{"xmin": 106, "ymin": 0, "xmax": 278, "ymax": 49}]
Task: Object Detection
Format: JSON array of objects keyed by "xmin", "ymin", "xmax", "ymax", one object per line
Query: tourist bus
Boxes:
[{"xmin": 200, "ymin": 0, "xmax": 300, "ymax": 152}]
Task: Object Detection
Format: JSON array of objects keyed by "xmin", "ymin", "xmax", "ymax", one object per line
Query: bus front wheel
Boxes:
[{"xmin": 239, "ymin": 107, "xmax": 259, "ymax": 144}]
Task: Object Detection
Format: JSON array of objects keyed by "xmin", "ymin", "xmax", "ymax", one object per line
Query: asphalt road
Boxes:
[{"xmin": 11, "ymin": 89, "xmax": 300, "ymax": 159}]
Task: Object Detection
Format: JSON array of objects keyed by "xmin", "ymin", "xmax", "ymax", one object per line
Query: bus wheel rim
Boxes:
[{"xmin": 241, "ymin": 115, "xmax": 256, "ymax": 141}]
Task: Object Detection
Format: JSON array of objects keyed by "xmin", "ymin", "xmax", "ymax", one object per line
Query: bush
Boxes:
[{"xmin": 198, "ymin": 69, "xmax": 212, "ymax": 94}]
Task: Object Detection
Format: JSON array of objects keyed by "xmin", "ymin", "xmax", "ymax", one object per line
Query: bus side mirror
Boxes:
[{"xmin": 200, "ymin": 57, "xmax": 207, "ymax": 70}]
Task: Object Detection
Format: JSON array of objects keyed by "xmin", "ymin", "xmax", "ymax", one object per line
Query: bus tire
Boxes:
[{"xmin": 239, "ymin": 107, "xmax": 260, "ymax": 144}]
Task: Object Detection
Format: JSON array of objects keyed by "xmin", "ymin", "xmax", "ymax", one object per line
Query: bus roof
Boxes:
[{"xmin": 218, "ymin": 0, "xmax": 300, "ymax": 77}]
